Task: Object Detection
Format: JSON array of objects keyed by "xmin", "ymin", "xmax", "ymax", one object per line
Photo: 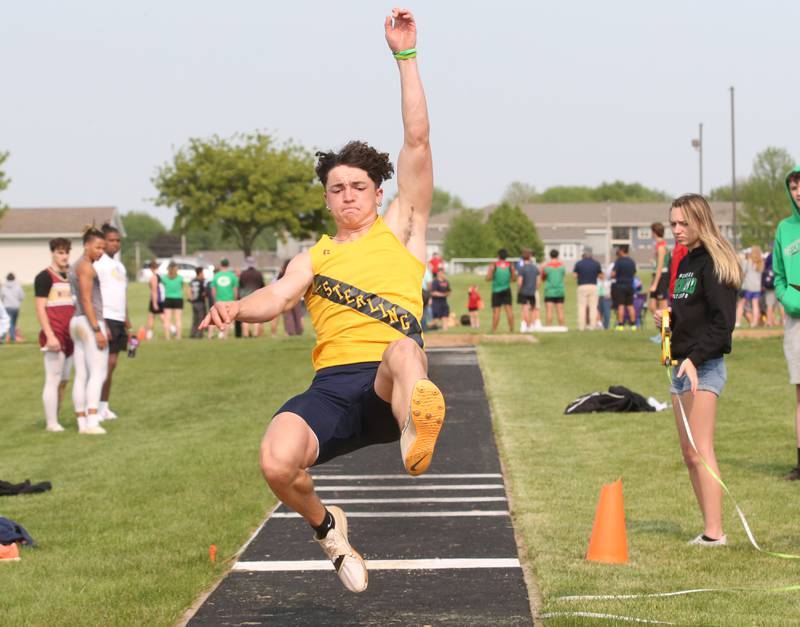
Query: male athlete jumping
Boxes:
[{"xmin": 201, "ymin": 8, "xmax": 444, "ymax": 593}]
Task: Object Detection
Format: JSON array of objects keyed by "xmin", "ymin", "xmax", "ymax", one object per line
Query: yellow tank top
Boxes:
[{"xmin": 306, "ymin": 216, "xmax": 425, "ymax": 370}]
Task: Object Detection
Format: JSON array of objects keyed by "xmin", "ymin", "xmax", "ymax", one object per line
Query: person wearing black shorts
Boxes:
[
  {"xmin": 492, "ymin": 288, "xmax": 513, "ymax": 308},
  {"xmin": 146, "ymin": 260, "xmax": 164, "ymax": 340},
  {"xmin": 200, "ymin": 10, "xmax": 445, "ymax": 595},
  {"xmin": 94, "ymin": 224, "xmax": 130, "ymax": 421},
  {"xmin": 647, "ymin": 222, "xmax": 671, "ymax": 331},
  {"xmin": 611, "ymin": 244, "xmax": 637, "ymax": 329}
]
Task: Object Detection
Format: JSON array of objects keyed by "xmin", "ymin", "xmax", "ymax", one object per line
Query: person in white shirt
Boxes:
[{"xmin": 93, "ymin": 223, "xmax": 131, "ymax": 420}]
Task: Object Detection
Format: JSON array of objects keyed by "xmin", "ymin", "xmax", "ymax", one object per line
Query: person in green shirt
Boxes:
[
  {"xmin": 211, "ymin": 259, "xmax": 239, "ymax": 339},
  {"xmin": 486, "ymin": 248, "xmax": 516, "ymax": 332},
  {"xmin": 161, "ymin": 261, "xmax": 187, "ymax": 340},
  {"xmin": 542, "ymin": 249, "xmax": 566, "ymax": 326}
]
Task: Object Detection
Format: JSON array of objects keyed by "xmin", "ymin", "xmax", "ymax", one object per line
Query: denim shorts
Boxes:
[{"xmin": 670, "ymin": 357, "xmax": 726, "ymax": 396}]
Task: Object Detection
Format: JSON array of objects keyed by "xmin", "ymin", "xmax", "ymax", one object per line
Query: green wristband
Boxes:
[{"xmin": 393, "ymin": 47, "xmax": 417, "ymax": 60}]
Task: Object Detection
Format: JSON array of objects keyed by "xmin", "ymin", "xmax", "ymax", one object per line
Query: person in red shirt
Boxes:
[
  {"xmin": 467, "ymin": 285, "xmax": 482, "ymax": 328},
  {"xmin": 34, "ymin": 238, "xmax": 75, "ymax": 432},
  {"xmin": 669, "ymin": 243, "xmax": 689, "ymax": 298},
  {"xmin": 429, "ymin": 251, "xmax": 443, "ymax": 276}
]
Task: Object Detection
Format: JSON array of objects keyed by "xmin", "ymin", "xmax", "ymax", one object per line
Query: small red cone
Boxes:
[{"xmin": 209, "ymin": 544, "xmax": 217, "ymax": 563}]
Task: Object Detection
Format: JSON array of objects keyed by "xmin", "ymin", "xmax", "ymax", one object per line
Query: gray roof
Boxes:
[{"xmin": 0, "ymin": 207, "xmax": 124, "ymax": 237}]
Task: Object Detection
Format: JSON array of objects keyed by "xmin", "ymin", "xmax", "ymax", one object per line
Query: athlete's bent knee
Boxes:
[
  {"xmin": 260, "ymin": 446, "xmax": 299, "ymax": 488},
  {"xmin": 385, "ymin": 337, "xmax": 424, "ymax": 363}
]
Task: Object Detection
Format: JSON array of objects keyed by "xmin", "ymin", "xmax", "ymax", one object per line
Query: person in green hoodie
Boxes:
[{"xmin": 773, "ymin": 166, "xmax": 800, "ymax": 480}]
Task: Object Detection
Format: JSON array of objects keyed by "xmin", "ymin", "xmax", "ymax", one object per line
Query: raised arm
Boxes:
[{"xmin": 382, "ymin": 8, "xmax": 433, "ymax": 264}]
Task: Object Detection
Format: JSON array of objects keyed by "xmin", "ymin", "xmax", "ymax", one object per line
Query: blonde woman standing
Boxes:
[
  {"xmin": 736, "ymin": 245, "xmax": 764, "ymax": 327},
  {"xmin": 655, "ymin": 194, "xmax": 742, "ymax": 546}
]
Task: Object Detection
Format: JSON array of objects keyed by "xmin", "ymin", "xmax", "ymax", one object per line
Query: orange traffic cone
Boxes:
[
  {"xmin": 586, "ymin": 478, "xmax": 628, "ymax": 564},
  {"xmin": 0, "ymin": 542, "xmax": 20, "ymax": 562}
]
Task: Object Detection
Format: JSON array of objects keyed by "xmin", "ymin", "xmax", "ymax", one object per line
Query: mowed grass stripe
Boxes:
[{"xmin": 480, "ymin": 331, "xmax": 800, "ymax": 625}]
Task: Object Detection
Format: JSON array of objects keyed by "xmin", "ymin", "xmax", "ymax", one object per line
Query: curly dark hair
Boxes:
[{"xmin": 315, "ymin": 140, "xmax": 394, "ymax": 187}]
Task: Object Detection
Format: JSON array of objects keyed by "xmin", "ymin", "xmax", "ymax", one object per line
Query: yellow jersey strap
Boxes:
[{"xmin": 312, "ymin": 273, "xmax": 424, "ymax": 348}]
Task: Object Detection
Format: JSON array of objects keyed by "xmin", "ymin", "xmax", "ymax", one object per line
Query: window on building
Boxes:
[
  {"xmin": 612, "ymin": 226, "xmax": 630, "ymax": 240},
  {"xmin": 637, "ymin": 227, "xmax": 652, "ymax": 240},
  {"xmin": 560, "ymin": 244, "xmax": 578, "ymax": 260}
]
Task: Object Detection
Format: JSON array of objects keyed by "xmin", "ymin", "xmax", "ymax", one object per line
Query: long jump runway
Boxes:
[{"xmin": 188, "ymin": 347, "xmax": 534, "ymax": 625}]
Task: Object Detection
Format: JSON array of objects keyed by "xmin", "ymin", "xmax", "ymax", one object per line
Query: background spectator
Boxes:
[
  {"xmin": 486, "ymin": 248, "xmax": 516, "ymax": 333},
  {"xmin": 430, "ymin": 270, "xmax": 452, "ymax": 330},
  {"xmin": 1, "ymin": 273, "xmax": 25, "ymax": 343},
  {"xmin": 611, "ymin": 244, "xmax": 637, "ymax": 330},
  {"xmin": 762, "ymin": 251, "xmax": 782, "ymax": 326},
  {"xmin": 239, "ymin": 256, "xmax": 266, "ymax": 337},
  {"xmin": 517, "ymin": 250, "xmax": 540, "ymax": 332},
  {"xmin": 736, "ymin": 246, "xmax": 764, "ymax": 327},
  {"xmin": 573, "ymin": 247, "xmax": 602, "ymax": 331},
  {"xmin": 542, "ymin": 249, "xmax": 566, "ymax": 327},
  {"xmin": 189, "ymin": 267, "xmax": 207, "ymax": 339},
  {"xmin": 211, "ymin": 259, "xmax": 239, "ymax": 339},
  {"xmin": 467, "ymin": 285, "xmax": 482, "ymax": 328}
]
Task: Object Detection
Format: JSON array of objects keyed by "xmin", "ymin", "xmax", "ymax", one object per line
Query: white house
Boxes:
[{"xmin": 0, "ymin": 207, "xmax": 125, "ymax": 284}]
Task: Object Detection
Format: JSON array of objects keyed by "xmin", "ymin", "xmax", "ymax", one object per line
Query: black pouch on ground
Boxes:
[
  {"xmin": 565, "ymin": 385, "xmax": 655, "ymax": 414},
  {"xmin": 0, "ymin": 479, "xmax": 52, "ymax": 496}
]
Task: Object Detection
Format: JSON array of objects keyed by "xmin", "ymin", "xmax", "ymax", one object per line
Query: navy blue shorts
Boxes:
[{"xmin": 275, "ymin": 362, "xmax": 399, "ymax": 465}]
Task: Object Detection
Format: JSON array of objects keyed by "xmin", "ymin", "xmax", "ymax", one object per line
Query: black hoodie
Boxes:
[{"xmin": 671, "ymin": 245, "xmax": 737, "ymax": 366}]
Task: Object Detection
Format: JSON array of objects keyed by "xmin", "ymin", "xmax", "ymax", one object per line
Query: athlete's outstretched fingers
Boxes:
[{"xmin": 198, "ymin": 313, "xmax": 210, "ymax": 330}]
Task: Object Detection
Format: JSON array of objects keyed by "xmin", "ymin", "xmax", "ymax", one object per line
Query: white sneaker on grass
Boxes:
[
  {"xmin": 78, "ymin": 415, "xmax": 107, "ymax": 435},
  {"xmin": 315, "ymin": 506, "xmax": 368, "ymax": 593},
  {"xmin": 45, "ymin": 423, "xmax": 65, "ymax": 433},
  {"xmin": 100, "ymin": 407, "xmax": 118, "ymax": 421},
  {"xmin": 688, "ymin": 533, "xmax": 727, "ymax": 546}
]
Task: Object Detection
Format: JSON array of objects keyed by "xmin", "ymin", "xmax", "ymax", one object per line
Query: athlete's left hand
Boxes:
[
  {"xmin": 385, "ymin": 8, "xmax": 417, "ymax": 53},
  {"xmin": 677, "ymin": 358, "xmax": 697, "ymax": 394}
]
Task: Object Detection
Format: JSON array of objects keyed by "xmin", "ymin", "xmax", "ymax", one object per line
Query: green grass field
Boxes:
[{"xmin": 1, "ymin": 277, "xmax": 799, "ymax": 625}]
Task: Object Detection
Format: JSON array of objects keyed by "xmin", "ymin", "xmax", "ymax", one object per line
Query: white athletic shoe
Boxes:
[
  {"xmin": 79, "ymin": 414, "xmax": 107, "ymax": 435},
  {"xmin": 101, "ymin": 407, "xmax": 118, "ymax": 421},
  {"xmin": 520, "ymin": 322, "xmax": 527, "ymax": 333},
  {"xmin": 688, "ymin": 533, "xmax": 727, "ymax": 546},
  {"xmin": 315, "ymin": 506, "xmax": 368, "ymax": 593},
  {"xmin": 79, "ymin": 424, "xmax": 107, "ymax": 435},
  {"xmin": 46, "ymin": 423, "xmax": 65, "ymax": 433}
]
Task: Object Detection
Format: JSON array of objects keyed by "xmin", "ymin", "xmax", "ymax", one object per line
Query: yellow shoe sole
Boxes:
[{"xmin": 401, "ymin": 379, "xmax": 446, "ymax": 476}]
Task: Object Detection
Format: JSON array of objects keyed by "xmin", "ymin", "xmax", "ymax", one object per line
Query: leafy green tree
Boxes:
[
  {"xmin": 153, "ymin": 132, "xmax": 326, "ymax": 256},
  {"xmin": 0, "ymin": 151, "xmax": 11, "ymax": 217},
  {"xmin": 122, "ymin": 211, "xmax": 166, "ymax": 248},
  {"xmin": 538, "ymin": 181, "xmax": 668, "ymax": 203},
  {"xmin": 120, "ymin": 211, "xmax": 166, "ymax": 276},
  {"xmin": 443, "ymin": 210, "xmax": 499, "ymax": 258},
  {"xmin": 708, "ymin": 185, "xmax": 734, "ymax": 201},
  {"xmin": 539, "ymin": 185, "xmax": 595, "ymax": 203},
  {"xmin": 593, "ymin": 180, "xmax": 669, "ymax": 202},
  {"xmin": 501, "ymin": 181, "xmax": 538, "ymax": 206},
  {"xmin": 740, "ymin": 147, "xmax": 796, "ymax": 248},
  {"xmin": 487, "ymin": 203, "xmax": 544, "ymax": 259}
]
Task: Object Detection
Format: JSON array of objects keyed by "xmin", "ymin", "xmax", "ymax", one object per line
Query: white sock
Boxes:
[
  {"xmin": 99, "ymin": 401, "xmax": 109, "ymax": 414},
  {"xmin": 77, "ymin": 416, "xmax": 87, "ymax": 431},
  {"xmin": 87, "ymin": 413, "xmax": 101, "ymax": 429}
]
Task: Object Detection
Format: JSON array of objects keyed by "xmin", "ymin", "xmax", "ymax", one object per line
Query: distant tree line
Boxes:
[{"xmin": 709, "ymin": 146, "xmax": 797, "ymax": 249}]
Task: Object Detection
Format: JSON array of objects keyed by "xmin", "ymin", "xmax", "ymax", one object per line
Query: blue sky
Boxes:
[{"xmin": 2, "ymin": 1, "xmax": 798, "ymax": 226}]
